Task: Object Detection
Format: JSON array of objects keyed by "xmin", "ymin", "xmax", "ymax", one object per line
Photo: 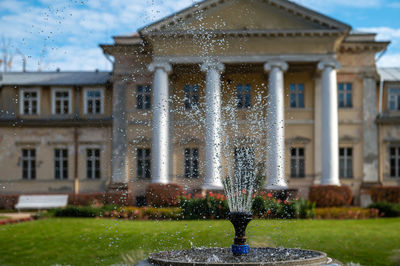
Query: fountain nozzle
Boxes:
[{"xmin": 228, "ymin": 212, "xmax": 252, "ymax": 256}]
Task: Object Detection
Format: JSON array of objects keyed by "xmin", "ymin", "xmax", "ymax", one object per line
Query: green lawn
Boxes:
[
  {"xmin": 0, "ymin": 218, "xmax": 399, "ymax": 265},
  {"xmin": 0, "ymin": 216, "xmax": 8, "ymax": 220}
]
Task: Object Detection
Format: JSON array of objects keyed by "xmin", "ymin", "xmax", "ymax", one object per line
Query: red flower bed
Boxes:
[
  {"xmin": 309, "ymin": 185, "xmax": 353, "ymax": 207},
  {"xmin": 0, "ymin": 217, "xmax": 34, "ymax": 226}
]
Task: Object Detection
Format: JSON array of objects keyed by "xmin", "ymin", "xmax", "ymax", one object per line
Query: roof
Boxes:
[
  {"xmin": 0, "ymin": 71, "xmax": 111, "ymax": 86},
  {"xmin": 138, "ymin": 0, "xmax": 351, "ymax": 34},
  {"xmin": 378, "ymin": 68, "xmax": 400, "ymax": 82}
]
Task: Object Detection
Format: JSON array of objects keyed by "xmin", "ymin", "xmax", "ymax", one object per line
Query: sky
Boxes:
[{"xmin": 0, "ymin": 0, "xmax": 399, "ymax": 72}]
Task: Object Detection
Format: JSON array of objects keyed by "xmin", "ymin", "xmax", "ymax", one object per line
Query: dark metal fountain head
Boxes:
[{"xmin": 228, "ymin": 212, "xmax": 253, "ymax": 256}]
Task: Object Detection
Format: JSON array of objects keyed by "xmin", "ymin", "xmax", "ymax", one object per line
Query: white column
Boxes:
[
  {"xmin": 318, "ymin": 60, "xmax": 340, "ymax": 186},
  {"xmin": 313, "ymin": 76, "xmax": 322, "ymax": 184},
  {"xmin": 201, "ymin": 60, "xmax": 224, "ymax": 190},
  {"xmin": 148, "ymin": 62, "xmax": 172, "ymax": 184},
  {"xmin": 264, "ymin": 60, "xmax": 288, "ymax": 190},
  {"xmin": 111, "ymin": 80, "xmax": 128, "ymax": 185}
]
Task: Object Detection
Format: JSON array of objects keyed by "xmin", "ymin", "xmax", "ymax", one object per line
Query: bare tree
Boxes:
[{"xmin": 0, "ymin": 37, "xmax": 13, "ymax": 72}]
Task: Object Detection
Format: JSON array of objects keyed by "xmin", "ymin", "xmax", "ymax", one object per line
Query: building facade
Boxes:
[{"xmin": 1, "ymin": 0, "xmax": 399, "ymax": 205}]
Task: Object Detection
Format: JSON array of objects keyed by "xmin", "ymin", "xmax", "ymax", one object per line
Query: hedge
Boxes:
[
  {"xmin": 308, "ymin": 185, "xmax": 353, "ymax": 207},
  {"xmin": 370, "ymin": 186, "xmax": 400, "ymax": 203},
  {"xmin": 146, "ymin": 183, "xmax": 184, "ymax": 207}
]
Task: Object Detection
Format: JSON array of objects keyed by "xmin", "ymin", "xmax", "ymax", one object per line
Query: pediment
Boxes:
[{"xmin": 140, "ymin": 0, "xmax": 350, "ymax": 34}]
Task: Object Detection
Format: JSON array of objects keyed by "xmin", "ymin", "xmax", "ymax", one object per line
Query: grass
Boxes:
[
  {"xmin": 0, "ymin": 216, "xmax": 9, "ymax": 220},
  {"xmin": 0, "ymin": 218, "xmax": 399, "ymax": 265}
]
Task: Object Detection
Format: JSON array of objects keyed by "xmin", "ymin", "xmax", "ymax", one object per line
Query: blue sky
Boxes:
[{"xmin": 0, "ymin": 0, "xmax": 399, "ymax": 71}]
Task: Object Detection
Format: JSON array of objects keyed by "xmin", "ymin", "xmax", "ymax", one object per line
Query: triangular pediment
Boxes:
[{"xmin": 139, "ymin": 0, "xmax": 350, "ymax": 34}]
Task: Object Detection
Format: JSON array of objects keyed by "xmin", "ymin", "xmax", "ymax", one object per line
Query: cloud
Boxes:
[
  {"xmin": 13, "ymin": 46, "xmax": 112, "ymax": 72},
  {"xmin": 291, "ymin": 0, "xmax": 384, "ymax": 12},
  {"xmin": 358, "ymin": 27, "xmax": 400, "ymax": 40},
  {"xmin": 377, "ymin": 53, "xmax": 400, "ymax": 67}
]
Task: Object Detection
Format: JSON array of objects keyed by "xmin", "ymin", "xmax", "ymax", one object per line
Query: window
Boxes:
[
  {"xmin": 84, "ymin": 88, "xmax": 104, "ymax": 114},
  {"xmin": 237, "ymin": 84, "xmax": 251, "ymax": 109},
  {"xmin": 184, "ymin": 85, "xmax": 199, "ymax": 109},
  {"xmin": 290, "ymin": 83, "xmax": 305, "ymax": 108},
  {"xmin": 137, "ymin": 85, "xmax": 151, "ymax": 110},
  {"xmin": 137, "ymin": 148, "xmax": 151, "ymax": 179},
  {"xmin": 20, "ymin": 88, "xmax": 40, "ymax": 115},
  {"xmin": 55, "ymin": 149, "xmax": 68, "ymax": 179},
  {"xmin": 86, "ymin": 148, "xmax": 100, "ymax": 179},
  {"xmin": 184, "ymin": 148, "xmax": 199, "ymax": 178},
  {"xmin": 338, "ymin": 83, "xmax": 353, "ymax": 108},
  {"xmin": 390, "ymin": 147, "xmax": 400, "ymax": 178},
  {"xmin": 290, "ymin": 147, "xmax": 305, "ymax": 178},
  {"xmin": 22, "ymin": 149, "xmax": 36, "ymax": 180},
  {"xmin": 52, "ymin": 89, "xmax": 71, "ymax": 115},
  {"xmin": 339, "ymin": 148, "xmax": 353, "ymax": 178},
  {"xmin": 234, "ymin": 147, "xmax": 255, "ymax": 180},
  {"xmin": 388, "ymin": 88, "xmax": 400, "ymax": 111}
]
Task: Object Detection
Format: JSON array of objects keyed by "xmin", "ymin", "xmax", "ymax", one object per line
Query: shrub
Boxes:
[
  {"xmin": 0, "ymin": 194, "xmax": 19, "ymax": 209},
  {"xmin": 54, "ymin": 205, "xmax": 116, "ymax": 218},
  {"xmin": 116, "ymin": 207, "xmax": 144, "ymax": 219},
  {"xmin": 252, "ymin": 196, "xmax": 267, "ymax": 217},
  {"xmin": 69, "ymin": 192, "xmax": 134, "ymax": 206},
  {"xmin": 102, "ymin": 206, "xmax": 183, "ymax": 220},
  {"xmin": 251, "ymin": 195, "xmax": 315, "ymax": 219},
  {"xmin": 143, "ymin": 207, "xmax": 182, "ymax": 220},
  {"xmin": 278, "ymin": 201, "xmax": 297, "ymax": 219},
  {"xmin": 179, "ymin": 193, "xmax": 229, "ymax": 219},
  {"xmin": 146, "ymin": 183, "xmax": 184, "ymax": 207},
  {"xmin": 315, "ymin": 207, "xmax": 379, "ymax": 219},
  {"xmin": 308, "ymin": 185, "xmax": 353, "ymax": 207},
  {"xmin": 369, "ymin": 201, "xmax": 400, "ymax": 217},
  {"xmin": 294, "ymin": 198, "xmax": 316, "ymax": 219},
  {"xmin": 370, "ymin": 187, "xmax": 400, "ymax": 204}
]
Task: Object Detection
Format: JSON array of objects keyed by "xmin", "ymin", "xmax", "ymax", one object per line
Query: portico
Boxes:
[{"xmin": 144, "ymin": 55, "xmax": 341, "ymax": 189}]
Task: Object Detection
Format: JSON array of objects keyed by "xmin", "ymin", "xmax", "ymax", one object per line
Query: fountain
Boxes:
[{"xmin": 137, "ymin": 97, "xmax": 341, "ymax": 266}]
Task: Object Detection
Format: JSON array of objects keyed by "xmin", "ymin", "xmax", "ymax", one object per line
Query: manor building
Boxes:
[{"xmin": 0, "ymin": 0, "xmax": 399, "ymax": 205}]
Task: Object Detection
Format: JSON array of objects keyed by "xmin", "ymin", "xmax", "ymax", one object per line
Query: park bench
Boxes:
[{"xmin": 14, "ymin": 195, "xmax": 68, "ymax": 211}]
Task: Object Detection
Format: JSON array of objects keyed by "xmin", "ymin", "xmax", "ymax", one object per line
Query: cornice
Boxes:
[
  {"xmin": 145, "ymin": 29, "xmax": 344, "ymax": 39},
  {"xmin": 339, "ymin": 41, "xmax": 390, "ymax": 53}
]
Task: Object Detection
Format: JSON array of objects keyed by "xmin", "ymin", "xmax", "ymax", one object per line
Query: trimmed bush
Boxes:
[
  {"xmin": 69, "ymin": 192, "xmax": 134, "ymax": 206},
  {"xmin": 308, "ymin": 185, "xmax": 353, "ymax": 207},
  {"xmin": 54, "ymin": 205, "xmax": 116, "ymax": 218},
  {"xmin": 369, "ymin": 201, "xmax": 400, "ymax": 217},
  {"xmin": 315, "ymin": 207, "xmax": 379, "ymax": 219},
  {"xmin": 370, "ymin": 186, "xmax": 400, "ymax": 203},
  {"xmin": 146, "ymin": 183, "xmax": 184, "ymax": 207},
  {"xmin": 0, "ymin": 195, "xmax": 19, "ymax": 209}
]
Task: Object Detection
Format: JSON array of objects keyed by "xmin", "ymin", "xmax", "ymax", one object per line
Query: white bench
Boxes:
[{"xmin": 15, "ymin": 195, "xmax": 68, "ymax": 210}]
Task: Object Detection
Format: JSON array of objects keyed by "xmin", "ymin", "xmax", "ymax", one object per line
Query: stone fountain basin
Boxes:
[{"xmin": 137, "ymin": 247, "xmax": 341, "ymax": 265}]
